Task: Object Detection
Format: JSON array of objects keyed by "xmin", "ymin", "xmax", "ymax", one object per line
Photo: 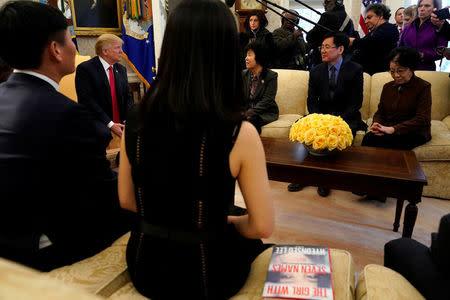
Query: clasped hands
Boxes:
[
  {"xmin": 111, "ymin": 123, "xmax": 125, "ymax": 138},
  {"xmin": 370, "ymin": 122, "xmax": 395, "ymax": 136}
]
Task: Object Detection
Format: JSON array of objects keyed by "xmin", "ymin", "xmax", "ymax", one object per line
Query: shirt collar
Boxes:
[
  {"xmin": 328, "ymin": 57, "xmax": 343, "ymax": 72},
  {"xmin": 14, "ymin": 70, "xmax": 60, "ymax": 91},
  {"xmin": 99, "ymin": 56, "xmax": 113, "ymax": 71},
  {"xmin": 250, "ymin": 71, "xmax": 261, "ymax": 81}
]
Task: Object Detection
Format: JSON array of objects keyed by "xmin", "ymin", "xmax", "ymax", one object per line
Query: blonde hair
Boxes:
[
  {"xmin": 95, "ymin": 34, "xmax": 123, "ymax": 56},
  {"xmin": 403, "ymin": 5, "xmax": 417, "ymax": 19}
]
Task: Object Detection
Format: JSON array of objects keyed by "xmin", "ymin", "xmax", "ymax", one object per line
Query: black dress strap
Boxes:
[{"xmin": 231, "ymin": 121, "xmax": 242, "ymax": 145}]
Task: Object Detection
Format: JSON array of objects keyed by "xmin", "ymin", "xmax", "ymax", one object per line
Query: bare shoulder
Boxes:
[
  {"xmin": 229, "ymin": 121, "xmax": 265, "ymax": 178},
  {"xmin": 235, "ymin": 121, "xmax": 261, "ymax": 148}
]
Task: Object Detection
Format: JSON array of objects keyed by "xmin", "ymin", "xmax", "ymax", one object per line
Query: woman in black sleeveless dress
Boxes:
[{"xmin": 118, "ymin": 0, "xmax": 274, "ymax": 299}]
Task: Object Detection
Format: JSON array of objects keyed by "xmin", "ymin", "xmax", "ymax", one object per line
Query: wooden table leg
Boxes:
[
  {"xmin": 402, "ymin": 202, "xmax": 418, "ymax": 238},
  {"xmin": 393, "ymin": 198, "xmax": 404, "ymax": 232}
]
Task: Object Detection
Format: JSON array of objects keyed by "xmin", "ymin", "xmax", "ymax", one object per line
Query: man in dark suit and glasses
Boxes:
[
  {"xmin": 75, "ymin": 34, "xmax": 133, "ymax": 139},
  {"xmin": 0, "ymin": 1, "xmax": 131, "ymax": 271},
  {"xmin": 288, "ymin": 32, "xmax": 366, "ymax": 197}
]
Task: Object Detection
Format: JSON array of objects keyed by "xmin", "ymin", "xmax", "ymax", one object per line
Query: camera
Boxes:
[{"xmin": 434, "ymin": 8, "xmax": 450, "ymax": 20}]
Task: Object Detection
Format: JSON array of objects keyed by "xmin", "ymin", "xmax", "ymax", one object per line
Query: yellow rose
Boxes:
[
  {"xmin": 337, "ymin": 135, "xmax": 347, "ymax": 151},
  {"xmin": 296, "ymin": 129, "xmax": 305, "ymax": 143},
  {"xmin": 316, "ymin": 126, "xmax": 328, "ymax": 136},
  {"xmin": 313, "ymin": 135, "xmax": 327, "ymax": 150},
  {"xmin": 303, "ymin": 128, "xmax": 317, "ymax": 145},
  {"xmin": 329, "ymin": 125, "xmax": 341, "ymax": 136},
  {"xmin": 302, "ymin": 121, "xmax": 311, "ymax": 131},
  {"xmin": 345, "ymin": 133, "xmax": 353, "ymax": 146},
  {"xmin": 331, "ymin": 119, "xmax": 342, "ymax": 127},
  {"xmin": 321, "ymin": 119, "xmax": 331, "ymax": 127},
  {"xmin": 310, "ymin": 119, "xmax": 321, "ymax": 128},
  {"xmin": 327, "ymin": 135, "xmax": 339, "ymax": 151}
]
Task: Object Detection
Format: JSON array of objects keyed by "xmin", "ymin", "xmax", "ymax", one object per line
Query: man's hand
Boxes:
[
  {"xmin": 294, "ymin": 28, "xmax": 303, "ymax": 37},
  {"xmin": 111, "ymin": 123, "xmax": 125, "ymax": 138}
]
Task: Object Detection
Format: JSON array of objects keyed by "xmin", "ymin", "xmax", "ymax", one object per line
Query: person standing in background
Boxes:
[
  {"xmin": 272, "ymin": 10, "xmax": 307, "ymax": 70},
  {"xmin": 350, "ymin": 3, "xmax": 399, "ymax": 75},
  {"xmin": 394, "ymin": 7, "xmax": 404, "ymax": 35},
  {"xmin": 239, "ymin": 10, "xmax": 275, "ymax": 69},
  {"xmin": 403, "ymin": 5, "xmax": 418, "ymax": 27},
  {"xmin": 399, "ymin": 0, "xmax": 447, "ymax": 71}
]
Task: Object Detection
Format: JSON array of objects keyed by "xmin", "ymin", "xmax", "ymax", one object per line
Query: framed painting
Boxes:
[{"xmin": 70, "ymin": 0, "xmax": 123, "ymax": 35}]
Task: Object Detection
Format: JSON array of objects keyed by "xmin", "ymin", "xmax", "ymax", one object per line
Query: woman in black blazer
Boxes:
[
  {"xmin": 242, "ymin": 41, "xmax": 278, "ymax": 134},
  {"xmin": 239, "ymin": 10, "xmax": 275, "ymax": 68}
]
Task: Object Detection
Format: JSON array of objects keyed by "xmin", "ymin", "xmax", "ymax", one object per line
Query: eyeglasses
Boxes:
[
  {"xmin": 390, "ymin": 68, "xmax": 409, "ymax": 75},
  {"xmin": 318, "ymin": 45, "xmax": 337, "ymax": 51}
]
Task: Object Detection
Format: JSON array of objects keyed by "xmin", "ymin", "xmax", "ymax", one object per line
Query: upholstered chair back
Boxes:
[
  {"xmin": 59, "ymin": 55, "xmax": 91, "ymax": 102},
  {"xmin": 360, "ymin": 72, "xmax": 372, "ymax": 120},
  {"xmin": 272, "ymin": 69, "xmax": 308, "ymax": 116},
  {"xmin": 415, "ymin": 71, "xmax": 450, "ymax": 121}
]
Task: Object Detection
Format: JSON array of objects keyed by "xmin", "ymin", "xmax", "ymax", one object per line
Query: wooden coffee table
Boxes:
[{"xmin": 261, "ymin": 137, "xmax": 427, "ymax": 238}]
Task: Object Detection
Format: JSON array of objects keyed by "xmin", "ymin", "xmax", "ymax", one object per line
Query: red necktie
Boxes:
[{"xmin": 108, "ymin": 66, "xmax": 120, "ymax": 123}]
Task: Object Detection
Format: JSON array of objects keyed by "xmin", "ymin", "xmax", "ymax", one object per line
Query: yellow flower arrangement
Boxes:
[{"xmin": 289, "ymin": 114, "xmax": 353, "ymax": 152}]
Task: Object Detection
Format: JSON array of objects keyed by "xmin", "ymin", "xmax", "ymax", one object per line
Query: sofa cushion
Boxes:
[
  {"xmin": 231, "ymin": 247, "xmax": 355, "ymax": 300},
  {"xmin": 356, "ymin": 264, "xmax": 425, "ymax": 300},
  {"xmin": 47, "ymin": 232, "xmax": 131, "ymax": 297},
  {"xmin": 271, "ymin": 69, "xmax": 308, "ymax": 116},
  {"xmin": 108, "ymin": 282, "xmax": 150, "ymax": 300},
  {"xmin": 0, "ymin": 258, "xmax": 102, "ymax": 300},
  {"xmin": 261, "ymin": 114, "xmax": 301, "ymax": 138},
  {"xmin": 414, "ymin": 120, "xmax": 450, "ymax": 161}
]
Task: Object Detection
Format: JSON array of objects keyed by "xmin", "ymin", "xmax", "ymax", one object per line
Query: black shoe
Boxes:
[
  {"xmin": 317, "ymin": 187, "xmax": 330, "ymax": 197},
  {"xmin": 288, "ymin": 183, "xmax": 303, "ymax": 192},
  {"xmin": 367, "ymin": 194, "xmax": 387, "ymax": 203}
]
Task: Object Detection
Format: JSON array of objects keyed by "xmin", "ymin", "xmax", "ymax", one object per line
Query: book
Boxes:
[{"xmin": 262, "ymin": 245, "xmax": 333, "ymax": 300}]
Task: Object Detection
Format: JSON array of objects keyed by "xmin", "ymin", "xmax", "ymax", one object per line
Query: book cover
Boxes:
[{"xmin": 262, "ymin": 245, "xmax": 333, "ymax": 300}]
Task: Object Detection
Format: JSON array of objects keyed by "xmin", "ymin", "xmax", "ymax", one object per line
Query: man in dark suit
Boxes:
[
  {"xmin": 307, "ymin": 32, "xmax": 366, "ymax": 137},
  {"xmin": 0, "ymin": 1, "xmax": 131, "ymax": 271},
  {"xmin": 288, "ymin": 32, "xmax": 366, "ymax": 197},
  {"xmin": 76, "ymin": 34, "xmax": 133, "ymax": 139}
]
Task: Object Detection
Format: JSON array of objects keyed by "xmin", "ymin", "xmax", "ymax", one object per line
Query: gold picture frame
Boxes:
[{"xmin": 70, "ymin": 0, "xmax": 123, "ymax": 36}]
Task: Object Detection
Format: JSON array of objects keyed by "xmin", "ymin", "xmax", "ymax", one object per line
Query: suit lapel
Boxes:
[{"xmin": 94, "ymin": 56, "xmax": 110, "ymax": 90}]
